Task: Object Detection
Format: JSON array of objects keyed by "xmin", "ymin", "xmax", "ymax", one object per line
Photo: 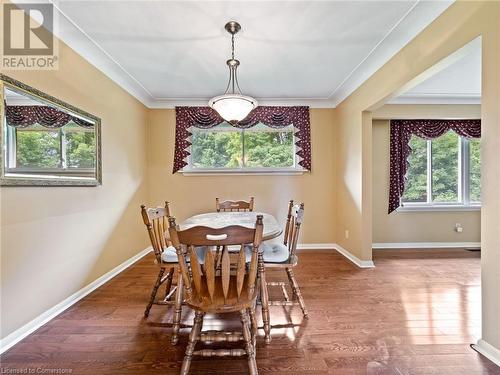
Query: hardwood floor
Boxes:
[{"xmin": 1, "ymin": 249, "xmax": 498, "ymax": 374}]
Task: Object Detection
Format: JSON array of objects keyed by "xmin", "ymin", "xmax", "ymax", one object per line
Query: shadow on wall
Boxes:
[{"xmin": 83, "ymin": 182, "xmax": 150, "ymax": 286}]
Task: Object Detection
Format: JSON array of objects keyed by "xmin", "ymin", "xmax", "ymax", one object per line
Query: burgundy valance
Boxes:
[
  {"xmin": 173, "ymin": 106, "xmax": 311, "ymax": 173},
  {"xmin": 6, "ymin": 105, "xmax": 94, "ymax": 129},
  {"xmin": 389, "ymin": 119, "xmax": 481, "ymax": 213}
]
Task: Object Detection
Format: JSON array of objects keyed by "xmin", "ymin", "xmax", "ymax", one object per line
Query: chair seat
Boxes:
[
  {"xmin": 245, "ymin": 242, "xmax": 290, "ymax": 263},
  {"xmin": 161, "ymin": 246, "xmax": 207, "ymax": 264},
  {"xmin": 186, "ymin": 275, "xmax": 257, "ymax": 313}
]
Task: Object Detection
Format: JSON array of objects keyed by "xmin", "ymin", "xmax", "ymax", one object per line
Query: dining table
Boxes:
[{"xmin": 179, "ymin": 211, "xmax": 282, "ymax": 241}]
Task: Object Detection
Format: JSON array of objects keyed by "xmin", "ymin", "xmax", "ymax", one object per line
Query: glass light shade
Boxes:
[{"xmin": 208, "ymin": 94, "xmax": 257, "ymax": 124}]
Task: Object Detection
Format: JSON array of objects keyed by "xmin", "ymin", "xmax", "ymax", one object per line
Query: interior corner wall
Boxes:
[
  {"xmin": 0, "ymin": 38, "xmax": 150, "ymax": 339},
  {"xmin": 146, "ymin": 108, "xmax": 337, "ymax": 245},
  {"xmin": 334, "ymin": 107, "xmax": 370, "ymax": 260}
]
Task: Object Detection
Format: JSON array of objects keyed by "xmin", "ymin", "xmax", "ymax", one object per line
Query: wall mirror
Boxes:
[{"xmin": 0, "ymin": 74, "xmax": 101, "ymax": 186}]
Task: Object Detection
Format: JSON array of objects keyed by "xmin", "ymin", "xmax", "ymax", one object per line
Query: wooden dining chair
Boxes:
[
  {"xmin": 257, "ymin": 201, "xmax": 307, "ymax": 343},
  {"xmin": 168, "ymin": 215, "xmax": 264, "ymax": 375},
  {"xmin": 216, "ymin": 197, "xmax": 254, "ymax": 212},
  {"xmin": 140, "ymin": 202, "xmax": 184, "ymax": 345}
]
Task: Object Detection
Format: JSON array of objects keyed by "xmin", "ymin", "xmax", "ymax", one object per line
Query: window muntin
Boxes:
[
  {"xmin": 188, "ymin": 123, "xmax": 297, "ymax": 171},
  {"xmin": 402, "ymin": 131, "xmax": 480, "ymax": 208}
]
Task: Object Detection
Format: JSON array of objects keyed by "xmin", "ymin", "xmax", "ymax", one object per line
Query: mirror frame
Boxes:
[{"xmin": 0, "ymin": 74, "xmax": 102, "ymax": 186}]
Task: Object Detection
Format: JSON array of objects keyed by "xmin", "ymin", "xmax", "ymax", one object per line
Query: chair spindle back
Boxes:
[
  {"xmin": 216, "ymin": 197, "xmax": 254, "ymax": 212},
  {"xmin": 141, "ymin": 201, "xmax": 172, "ymax": 263},
  {"xmin": 168, "ymin": 216, "xmax": 263, "ymax": 306},
  {"xmin": 283, "ymin": 200, "xmax": 304, "ymax": 256}
]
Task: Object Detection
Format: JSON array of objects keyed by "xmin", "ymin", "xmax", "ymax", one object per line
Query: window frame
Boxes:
[
  {"xmin": 5, "ymin": 123, "xmax": 95, "ymax": 176},
  {"xmin": 182, "ymin": 124, "xmax": 304, "ymax": 176},
  {"xmin": 400, "ymin": 134, "xmax": 481, "ymax": 211}
]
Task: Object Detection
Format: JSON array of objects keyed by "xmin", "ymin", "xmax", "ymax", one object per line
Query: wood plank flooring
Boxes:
[{"xmin": 1, "ymin": 249, "xmax": 499, "ymax": 374}]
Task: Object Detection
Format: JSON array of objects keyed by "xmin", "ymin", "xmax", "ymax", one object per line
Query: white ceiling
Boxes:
[
  {"xmin": 391, "ymin": 40, "xmax": 481, "ymax": 104},
  {"xmin": 23, "ymin": 1, "xmax": 455, "ymax": 107},
  {"xmin": 4, "ymin": 87, "xmax": 43, "ymax": 106}
]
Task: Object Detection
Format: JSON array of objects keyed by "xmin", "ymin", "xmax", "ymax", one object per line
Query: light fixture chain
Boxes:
[{"xmin": 231, "ymin": 34, "xmax": 235, "ymax": 60}]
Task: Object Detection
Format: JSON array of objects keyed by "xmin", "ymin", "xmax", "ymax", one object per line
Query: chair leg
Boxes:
[
  {"xmin": 171, "ymin": 270, "xmax": 184, "ymax": 345},
  {"xmin": 258, "ymin": 253, "xmax": 271, "ymax": 344},
  {"xmin": 248, "ymin": 306, "xmax": 258, "ymax": 348},
  {"xmin": 180, "ymin": 311, "xmax": 204, "ymax": 375},
  {"xmin": 144, "ymin": 267, "xmax": 165, "ymax": 317},
  {"xmin": 164, "ymin": 267, "xmax": 174, "ymax": 299},
  {"xmin": 240, "ymin": 310, "xmax": 258, "ymax": 375},
  {"xmin": 286, "ymin": 268, "xmax": 308, "ymax": 318}
]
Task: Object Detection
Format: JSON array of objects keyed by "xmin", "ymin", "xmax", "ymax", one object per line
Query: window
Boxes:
[
  {"xmin": 402, "ymin": 130, "xmax": 481, "ymax": 209},
  {"xmin": 186, "ymin": 123, "xmax": 299, "ymax": 173},
  {"xmin": 6, "ymin": 122, "xmax": 95, "ymax": 177}
]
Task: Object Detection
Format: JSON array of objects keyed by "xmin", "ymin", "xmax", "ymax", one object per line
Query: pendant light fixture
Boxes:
[{"xmin": 209, "ymin": 21, "xmax": 257, "ymax": 124}]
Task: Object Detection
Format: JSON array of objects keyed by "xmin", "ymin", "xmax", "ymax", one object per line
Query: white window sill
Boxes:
[
  {"xmin": 398, "ymin": 204, "xmax": 481, "ymax": 212},
  {"xmin": 181, "ymin": 168, "xmax": 305, "ymax": 176},
  {"xmin": 6, "ymin": 168, "xmax": 94, "ymax": 175}
]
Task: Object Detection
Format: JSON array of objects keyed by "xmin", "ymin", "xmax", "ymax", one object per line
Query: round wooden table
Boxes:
[{"xmin": 179, "ymin": 211, "xmax": 282, "ymax": 241}]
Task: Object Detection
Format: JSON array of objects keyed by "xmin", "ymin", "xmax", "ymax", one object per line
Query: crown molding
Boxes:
[
  {"xmin": 148, "ymin": 97, "xmax": 336, "ymax": 109},
  {"xmin": 46, "ymin": 0, "xmax": 155, "ymax": 106},
  {"xmin": 388, "ymin": 93, "xmax": 481, "ymax": 105},
  {"xmin": 36, "ymin": 0, "xmax": 452, "ymax": 109}
]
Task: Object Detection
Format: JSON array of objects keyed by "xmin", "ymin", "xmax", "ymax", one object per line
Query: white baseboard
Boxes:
[
  {"xmin": 372, "ymin": 242, "xmax": 481, "ymax": 249},
  {"xmin": 297, "ymin": 243, "xmax": 337, "ymax": 250},
  {"xmin": 298, "ymin": 243, "xmax": 374, "ymax": 268},
  {"xmin": 0, "ymin": 246, "xmax": 153, "ymax": 355},
  {"xmin": 333, "ymin": 244, "xmax": 375, "ymax": 268},
  {"xmin": 473, "ymin": 339, "xmax": 500, "ymax": 367}
]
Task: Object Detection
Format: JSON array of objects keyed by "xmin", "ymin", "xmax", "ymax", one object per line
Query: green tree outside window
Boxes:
[
  {"xmin": 403, "ymin": 130, "xmax": 481, "ymax": 205},
  {"xmin": 191, "ymin": 125, "xmax": 295, "ymax": 169},
  {"xmin": 11, "ymin": 122, "xmax": 95, "ymax": 170}
]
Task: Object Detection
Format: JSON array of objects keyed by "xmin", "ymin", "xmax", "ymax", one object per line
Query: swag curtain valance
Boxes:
[
  {"xmin": 5, "ymin": 105, "xmax": 94, "ymax": 129},
  {"xmin": 389, "ymin": 119, "xmax": 481, "ymax": 214},
  {"xmin": 173, "ymin": 106, "xmax": 312, "ymax": 173}
]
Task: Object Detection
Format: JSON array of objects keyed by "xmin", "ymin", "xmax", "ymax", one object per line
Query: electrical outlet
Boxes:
[
  {"xmin": 455, "ymin": 223, "xmax": 463, "ymax": 233},
  {"xmin": 345, "ymin": 230, "xmax": 349, "ymax": 239}
]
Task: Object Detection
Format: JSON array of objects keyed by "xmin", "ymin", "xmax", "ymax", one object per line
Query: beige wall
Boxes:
[
  {"xmin": 0, "ymin": 39, "xmax": 149, "ymax": 338},
  {"xmin": 147, "ymin": 108, "xmax": 336, "ymax": 244},
  {"xmin": 372, "ymin": 119, "xmax": 481, "ymax": 244},
  {"xmin": 334, "ymin": 0, "xmax": 500, "ymax": 352}
]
